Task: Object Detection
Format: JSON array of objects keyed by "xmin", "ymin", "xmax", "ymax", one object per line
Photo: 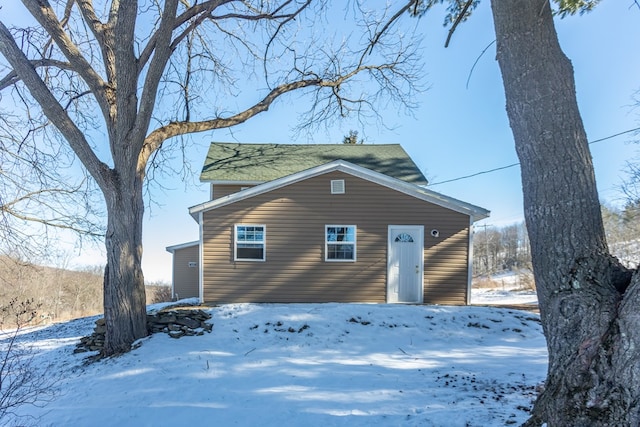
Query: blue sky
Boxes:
[{"xmin": 4, "ymin": 2, "xmax": 640, "ymax": 281}]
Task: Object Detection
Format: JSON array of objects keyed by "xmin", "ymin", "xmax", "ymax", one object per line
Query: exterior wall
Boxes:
[
  {"xmin": 202, "ymin": 171, "xmax": 471, "ymax": 305},
  {"xmin": 171, "ymin": 245, "xmax": 200, "ymax": 299},
  {"xmin": 212, "ymin": 184, "xmax": 255, "ymax": 200}
]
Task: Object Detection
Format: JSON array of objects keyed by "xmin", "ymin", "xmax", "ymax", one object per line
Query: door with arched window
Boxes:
[{"xmin": 387, "ymin": 225, "xmax": 424, "ymax": 303}]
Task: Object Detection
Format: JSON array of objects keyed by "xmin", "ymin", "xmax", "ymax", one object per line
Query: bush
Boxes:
[
  {"xmin": 0, "ymin": 299, "xmax": 58, "ymax": 426},
  {"xmin": 145, "ymin": 285, "xmax": 173, "ymax": 304}
]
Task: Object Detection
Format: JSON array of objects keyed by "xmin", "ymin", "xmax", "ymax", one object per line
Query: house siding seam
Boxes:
[{"xmin": 201, "ymin": 171, "xmax": 471, "ymax": 305}]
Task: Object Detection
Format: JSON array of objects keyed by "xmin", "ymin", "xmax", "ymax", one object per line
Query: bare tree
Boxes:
[
  {"xmin": 0, "ymin": 1, "xmax": 419, "ymax": 355},
  {"xmin": 0, "ymin": 112, "xmax": 103, "ymax": 262},
  {"xmin": 491, "ymin": 1, "xmax": 639, "ymax": 424},
  {"xmin": 399, "ymin": 0, "xmax": 639, "ymax": 424},
  {"xmin": 473, "ymin": 222, "xmax": 530, "ymax": 277}
]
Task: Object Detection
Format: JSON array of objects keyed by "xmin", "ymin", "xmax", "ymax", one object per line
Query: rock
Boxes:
[
  {"xmin": 75, "ymin": 307, "xmax": 213, "ymax": 354},
  {"xmin": 168, "ymin": 330, "xmax": 185, "ymax": 338},
  {"xmin": 174, "ymin": 317, "xmax": 202, "ymax": 329},
  {"xmin": 155, "ymin": 314, "xmax": 177, "ymax": 324}
]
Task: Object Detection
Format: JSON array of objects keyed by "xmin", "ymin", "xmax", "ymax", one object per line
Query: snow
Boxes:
[
  {"xmin": 4, "ymin": 300, "xmax": 547, "ymax": 426},
  {"xmin": 471, "ymin": 271, "xmax": 539, "ymax": 307},
  {"xmin": 471, "ymin": 289, "xmax": 538, "ymax": 306}
]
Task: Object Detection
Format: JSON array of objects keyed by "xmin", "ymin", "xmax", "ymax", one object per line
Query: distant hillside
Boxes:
[{"xmin": 0, "ymin": 257, "xmax": 170, "ymax": 326}]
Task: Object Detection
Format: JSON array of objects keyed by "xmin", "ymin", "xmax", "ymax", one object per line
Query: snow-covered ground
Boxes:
[
  {"xmin": 472, "ymin": 288, "xmax": 538, "ymax": 306},
  {"xmin": 472, "ymin": 271, "xmax": 539, "ymax": 307},
  {"xmin": 5, "ymin": 300, "xmax": 547, "ymax": 427}
]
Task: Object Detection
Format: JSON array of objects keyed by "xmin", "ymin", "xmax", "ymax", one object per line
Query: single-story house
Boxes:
[{"xmin": 166, "ymin": 143, "xmax": 489, "ymax": 305}]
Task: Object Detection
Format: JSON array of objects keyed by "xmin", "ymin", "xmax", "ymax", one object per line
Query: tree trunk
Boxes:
[
  {"xmin": 490, "ymin": 0, "xmax": 640, "ymax": 425},
  {"xmin": 102, "ymin": 171, "xmax": 148, "ymax": 356}
]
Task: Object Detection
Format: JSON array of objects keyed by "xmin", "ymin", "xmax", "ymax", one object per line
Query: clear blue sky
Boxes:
[{"xmin": 5, "ymin": 2, "xmax": 640, "ymax": 282}]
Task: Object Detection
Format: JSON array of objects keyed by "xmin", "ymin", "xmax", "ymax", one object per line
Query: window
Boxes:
[
  {"xmin": 394, "ymin": 233, "xmax": 414, "ymax": 243},
  {"xmin": 325, "ymin": 225, "xmax": 356, "ymax": 261},
  {"xmin": 234, "ymin": 225, "xmax": 265, "ymax": 261}
]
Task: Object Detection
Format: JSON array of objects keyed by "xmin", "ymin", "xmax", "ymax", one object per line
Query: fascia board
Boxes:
[
  {"xmin": 165, "ymin": 240, "xmax": 199, "ymax": 253},
  {"xmin": 335, "ymin": 163, "xmax": 491, "ymax": 221}
]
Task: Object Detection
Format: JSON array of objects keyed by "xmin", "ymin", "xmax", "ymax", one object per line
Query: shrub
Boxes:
[{"xmin": 0, "ymin": 299, "xmax": 58, "ymax": 425}]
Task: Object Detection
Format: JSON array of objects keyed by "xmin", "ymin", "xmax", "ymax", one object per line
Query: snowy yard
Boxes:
[{"xmin": 5, "ymin": 296, "xmax": 547, "ymax": 427}]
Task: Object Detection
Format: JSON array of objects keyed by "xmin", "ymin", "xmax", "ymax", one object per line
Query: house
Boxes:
[{"xmin": 166, "ymin": 143, "xmax": 489, "ymax": 305}]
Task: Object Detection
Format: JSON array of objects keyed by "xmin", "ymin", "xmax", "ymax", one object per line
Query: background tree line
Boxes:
[
  {"xmin": 473, "ymin": 201, "xmax": 640, "ymax": 282},
  {"xmin": 0, "ymin": 256, "xmax": 170, "ymax": 327}
]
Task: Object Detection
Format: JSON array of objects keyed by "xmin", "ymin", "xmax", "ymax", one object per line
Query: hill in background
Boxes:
[{"xmin": 0, "ymin": 256, "xmax": 170, "ymax": 326}]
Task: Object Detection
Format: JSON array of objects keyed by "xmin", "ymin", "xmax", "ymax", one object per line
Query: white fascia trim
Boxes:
[
  {"xmin": 165, "ymin": 240, "xmax": 199, "ymax": 253},
  {"xmin": 189, "ymin": 160, "xmax": 490, "ymax": 221},
  {"xmin": 198, "ymin": 212, "xmax": 204, "ymax": 304}
]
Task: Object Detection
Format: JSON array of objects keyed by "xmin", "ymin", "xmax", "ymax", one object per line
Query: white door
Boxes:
[{"xmin": 387, "ymin": 225, "xmax": 424, "ymax": 303}]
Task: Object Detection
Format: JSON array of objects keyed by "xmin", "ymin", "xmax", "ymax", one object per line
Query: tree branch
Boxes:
[
  {"xmin": 444, "ymin": 0, "xmax": 474, "ymax": 48},
  {"xmin": 20, "ymin": 0, "xmax": 111, "ymax": 120},
  {"xmin": 0, "ymin": 59, "xmax": 72, "ymax": 91},
  {"xmin": 0, "ymin": 21, "xmax": 112, "ymax": 192},
  {"xmin": 365, "ymin": 0, "xmax": 419, "ymax": 56},
  {"xmin": 133, "ymin": 0, "xmax": 179, "ymax": 163},
  {"xmin": 76, "ymin": 0, "xmax": 106, "ymax": 42},
  {"xmin": 138, "ymin": 0, "xmax": 228, "ymax": 71},
  {"xmin": 2, "ymin": 203, "xmax": 102, "ymax": 236},
  {"xmin": 140, "ymin": 76, "xmax": 322, "ymax": 163},
  {"xmin": 75, "ymin": 0, "xmax": 118, "ymax": 87}
]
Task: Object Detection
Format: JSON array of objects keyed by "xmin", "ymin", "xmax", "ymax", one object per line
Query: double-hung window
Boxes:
[
  {"xmin": 325, "ymin": 225, "xmax": 356, "ymax": 261},
  {"xmin": 234, "ymin": 225, "xmax": 265, "ymax": 261}
]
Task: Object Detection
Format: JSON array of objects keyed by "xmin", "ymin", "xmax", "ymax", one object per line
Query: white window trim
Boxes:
[
  {"xmin": 325, "ymin": 225, "xmax": 357, "ymax": 262},
  {"xmin": 234, "ymin": 224, "xmax": 266, "ymax": 262}
]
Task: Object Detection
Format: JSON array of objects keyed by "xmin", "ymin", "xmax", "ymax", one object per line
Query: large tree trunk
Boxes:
[
  {"xmin": 490, "ymin": 0, "xmax": 640, "ymax": 425},
  {"xmin": 101, "ymin": 171, "xmax": 148, "ymax": 356}
]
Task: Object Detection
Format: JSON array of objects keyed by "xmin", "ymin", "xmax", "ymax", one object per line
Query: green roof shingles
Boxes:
[{"xmin": 200, "ymin": 143, "xmax": 428, "ymax": 185}]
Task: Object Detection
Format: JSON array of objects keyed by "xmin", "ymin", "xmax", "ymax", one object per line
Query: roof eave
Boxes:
[{"xmin": 166, "ymin": 240, "xmax": 199, "ymax": 253}]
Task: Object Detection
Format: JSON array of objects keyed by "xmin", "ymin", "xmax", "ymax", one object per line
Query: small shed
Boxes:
[{"xmin": 165, "ymin": 241, "xmax": 199, "ymax": 300}]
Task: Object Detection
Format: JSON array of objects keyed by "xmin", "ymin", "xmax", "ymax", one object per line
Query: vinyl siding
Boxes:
[
  {"xmin": 171, "ymin": 245, "xmax": 200, "ymax": 299},
  {"xmin": 202, "ymin": 171, "xmax": 471, "ymax": 305},
  {"xmin": 212, "ymin": 184, "xmax": 255, "ymax": 199}
]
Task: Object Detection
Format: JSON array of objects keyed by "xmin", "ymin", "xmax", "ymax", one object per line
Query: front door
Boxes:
[{"xmin": 387, "ymin": 225, "xmax": 424, "ymax": 303}]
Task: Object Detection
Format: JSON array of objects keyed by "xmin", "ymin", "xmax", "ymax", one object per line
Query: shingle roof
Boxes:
[{"xmin": 200, "ymin": 143, "xmax": 428, "ymax": 185}]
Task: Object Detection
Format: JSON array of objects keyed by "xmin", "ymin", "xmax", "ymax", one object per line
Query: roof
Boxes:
[
  {"xmin": 200, "ymin": 143, "xmax": 428, "ymax": 185},
  {"xmin": 165, "ymin": 241, "xmax": 199, "ymax": 253},
  {"xmin": 190, "ymin": 160, "xmax": 489, "ymax": 222}
]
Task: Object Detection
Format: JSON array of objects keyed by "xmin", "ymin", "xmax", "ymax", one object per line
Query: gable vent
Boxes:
[{"xmin": 331, "ymin": 179, "xmax": 345, "ymax": 194}]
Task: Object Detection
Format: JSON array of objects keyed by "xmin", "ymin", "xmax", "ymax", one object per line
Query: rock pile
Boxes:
[
  {"xmin": 147, "ymin": 308, "xmax": 213, "ymax": 338},
  {"xmin": 75, "ymin": 307, "xmax": 213, "ymax": 354}
]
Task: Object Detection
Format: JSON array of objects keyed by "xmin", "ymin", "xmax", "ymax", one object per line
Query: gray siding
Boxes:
[
  {"xmin": 202, "ymin": 171, "xmax": 471, "ymax": 305},
  {"xmin": 172, "ymin": 245, "xmax": 200, "ymax": 299}
]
